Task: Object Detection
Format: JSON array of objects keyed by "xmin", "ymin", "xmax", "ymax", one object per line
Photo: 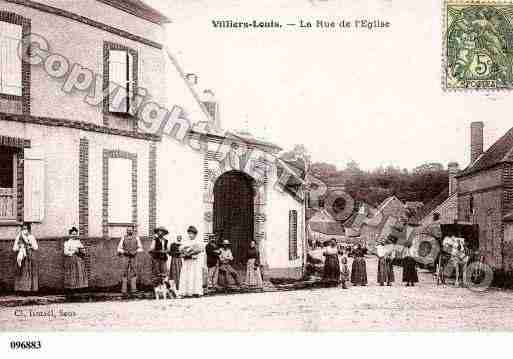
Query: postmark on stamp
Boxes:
[{"xmin": 444, "ymin": 0, "xmax": 513, "ymax": 90}]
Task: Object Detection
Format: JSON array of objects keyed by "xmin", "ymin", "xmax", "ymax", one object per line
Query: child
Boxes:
[{"xmin": 340, "ymin": 256, "xmax": 350, "ymax": 289}]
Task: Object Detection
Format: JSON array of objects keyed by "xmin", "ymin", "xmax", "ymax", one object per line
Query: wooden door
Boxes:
[{"xmin": 214, "ymin": 171, "xmax": 254, "ymax": 267}]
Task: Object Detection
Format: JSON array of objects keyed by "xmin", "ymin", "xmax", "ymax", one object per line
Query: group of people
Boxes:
[
  {"xmin": 12, "ymin": 223, "xmax": 89, "ymax": 295},
  {"xmin": 10, "ymin": 221, "xmax": 264, "ymax": 298},
  {"xmin": 147, "ymin": 226, "xmax": 264, "ymax": 297},
  {"xmin": 307, "ymin": 239, "xmax": 419, "ymax": 288}
]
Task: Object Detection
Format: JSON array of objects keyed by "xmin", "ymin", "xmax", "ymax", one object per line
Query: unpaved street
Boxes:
[{"xmin": 1, "ymin": 258, "xmax": 512, "ymax": 331}]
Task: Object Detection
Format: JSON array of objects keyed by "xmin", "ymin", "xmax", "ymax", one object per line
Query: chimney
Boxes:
[
  {"xmin": 448, "ymin": 162, "xmax": 459, "ymax": 195},
  {"xmin": 202, "ymin": 89, "xmax": 220, "ymax": 129},
  {"xmin": 470, "ymin": 121, "xmax": 484, "ymax": 164}
]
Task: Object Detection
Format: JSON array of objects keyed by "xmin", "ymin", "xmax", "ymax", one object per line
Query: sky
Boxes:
[{"xmin": 146, "ymin": 0, "xmax": 513, "ymax": 171}]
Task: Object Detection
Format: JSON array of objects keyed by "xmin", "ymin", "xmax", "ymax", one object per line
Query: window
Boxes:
[
  {"xmin": 289, "ymin": 209, "xmax": 298, "ymax": 260},
  {"xmin": 468, "ymin": 195, "xmax": 474, "ymax": 222},
  {"xmin": 0, "ymin": 147, "xmax": 16, "ymax": 220},
  {"xmin": 108, "ymin": 49, "xmax": 134, "ymax": 114},
  {"xmin": 0, "ymin": 20, "xmax": 22, "ymax": 96},
  {"xmin": 108, "ymin": 157, "xmax": 132, "ymax": 223}
]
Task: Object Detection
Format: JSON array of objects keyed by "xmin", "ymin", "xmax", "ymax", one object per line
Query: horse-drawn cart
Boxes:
[
  {"xmin": 411, "ymin": 223, "xmax": 479, "ymax": 285},
  {"xmin": 436, "ymin": 224, "xmax": 479, "ymax": 285}
]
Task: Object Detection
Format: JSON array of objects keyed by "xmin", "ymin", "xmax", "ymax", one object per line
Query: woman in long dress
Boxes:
[
  {"xmin": 63, "ymin": 227, "xmax": 88, "ymax": 292},
  {"xmin": 377, "ymin": 244, "xmax": 395, "ymax": 286},
  {"xmin": 351, "ymin": 244, "xmax": 368, "ymax": 286},
  {"xmin": 13, "ymin": 222, "xmax": 39, "ymax": 294},
  {"xmin": 245, "ymin": 240, "xmax": 263, "ymax": 290},
  {"xmin": 402, "ymin": 246, "xmax": 419, "ymax": 286},
  {"xmin": 168, "ymin": 236, "xmax": 183, "ymax": 290},
  {"xmin": 323, "ymin": 239, "xmax": 341, "ymax": 286},
  {"xmin": 178, "ymin": 226, "xmax": 204, "ymax": 297}
]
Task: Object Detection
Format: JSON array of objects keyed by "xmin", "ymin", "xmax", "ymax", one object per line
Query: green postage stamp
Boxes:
[{"xmin": 444, "ymin": 0, "xmax": 513, "ymax": 90}]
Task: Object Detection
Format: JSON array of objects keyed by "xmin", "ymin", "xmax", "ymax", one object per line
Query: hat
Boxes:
[
  {"xmin": 68, "ymin": 226, "xmax": 79, "ymax": 235},
  {"xmin": 222, "ymin": 239, "xmax": 230, "ymax": 245},
  {"xmin": 21, "ymin": 222, "xmax": 31, "ymax": 231},
  {"xmin": 187, "ymin": 225, "xmax": 198, "ymax": 235},
  {"xmin": 154, "ymin": 226, "xmax": 169, "ymax": 235}
]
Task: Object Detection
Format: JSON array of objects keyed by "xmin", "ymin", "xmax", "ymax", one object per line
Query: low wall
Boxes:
[
  {"xmin": 0, "ymin": 238, "xmax": 305, "ymax": 294},
  {"xmin": 0, "ymin": 237, "xmax": 156, "ymax": 294}
]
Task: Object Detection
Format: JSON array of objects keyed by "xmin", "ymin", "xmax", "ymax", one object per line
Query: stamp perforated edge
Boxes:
[{"xmin": 441, "ymin": 0, "xmax": 513, "ymax": 92}]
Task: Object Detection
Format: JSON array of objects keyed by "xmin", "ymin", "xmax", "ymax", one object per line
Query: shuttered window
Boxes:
[
  {"xmin": 0, "ymin": 147, "xmax": 16, "ymax": 220},
  {"xmin": 289, "ymin": 210, "xmax": 298, "ymax": 260},
  {"xmin": 24, "ymin": 156, "xmax": 45, "ymax": 223},
  {"xmin": 0, "ymin": 21, "xmax": 22, "ymax": 96},
  {"xmin": 108, "ymin": 157, "xmax": 132, "ymax": 223},
  {"xmin": 109, "ymin": 49, "xmax": 133, "ymax": 113}
]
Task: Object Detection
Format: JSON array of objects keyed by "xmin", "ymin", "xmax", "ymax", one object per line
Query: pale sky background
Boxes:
[{"xmin": 146, "ymin": 0, "xmax": 513, "ymax": 171}]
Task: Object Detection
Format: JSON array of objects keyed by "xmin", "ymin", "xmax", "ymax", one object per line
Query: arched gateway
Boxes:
[{"xmin": 213, "ymin": 170, "xmax": 255, "ymax": 267}]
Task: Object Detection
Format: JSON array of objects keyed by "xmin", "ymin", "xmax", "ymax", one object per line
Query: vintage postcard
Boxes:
[{"xmin": 0, "ymin": 0, "xmax": 513, "ymax": 352}]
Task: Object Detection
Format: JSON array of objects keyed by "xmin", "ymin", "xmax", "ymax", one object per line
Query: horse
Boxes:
[{"xmin": 441, "ymin": 236, "xmax": 469, "ymax": 287}]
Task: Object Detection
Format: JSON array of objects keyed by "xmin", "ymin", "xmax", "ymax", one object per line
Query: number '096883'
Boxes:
[{"xmin": 10, "ymin": 341, "xmax": 42, "ymax": 350}]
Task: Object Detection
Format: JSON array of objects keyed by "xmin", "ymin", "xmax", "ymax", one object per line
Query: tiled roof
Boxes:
[
  {"xmin": 458, "ymin": 127, "xmax": 513, "ymax": 177},
  {"xmin": 308, "ymin": 210, "xmax": 346, "ymax": 235},
  {"xmin": 98, "ymin": 0, "xmax": 171, "ymax": 24},
  {"xmin": 412, "ymin": 187, "xmax": 449, "ymax": 223}
]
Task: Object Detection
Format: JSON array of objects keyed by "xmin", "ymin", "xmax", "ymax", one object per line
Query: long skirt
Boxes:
[
  {"xmin": 245, "ymin": 258, "xmax": 263, "ymax": 288},
  {"xmin": 377, "ymin": 257, "xmax": 395, "ymax": 284},
  {"xmin": 351, "ymin": 257, "xmax": 368, "ymax": 285},
  {"xmin": 323, "ymin": 254, "xmax": 341, "ymax": 284},
  {"xmin": 14, "ymin": 250, "xmax": 38, "ymax": 293},
  {"xmin": 402, "ymin": 257, "xmax": 419, "ymax": 283},
  {"xmin": 169, "ymin": 256, "xmax": 182, "ymax": 289},
  {"xmin": 179, "ymin": 258, "xmax": 203, "ymax": 296},
  {"xmin": 64, "ymin": 255, "xmax": 89, "ymax": 289}
]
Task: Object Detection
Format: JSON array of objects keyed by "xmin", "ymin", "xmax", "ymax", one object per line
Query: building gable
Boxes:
[{"xmin": 458, "ymin": 127, "xmax": 513, "ymax": 178}]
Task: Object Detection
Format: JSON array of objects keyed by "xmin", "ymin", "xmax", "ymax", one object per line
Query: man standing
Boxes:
[
  {"xmin": 117, "ymin": 225, "xmax": 143, "ymax": 294},
  {"xmin": 218, "ymin": 240, "xmax": 241, "ymax": 288},
  {"xmin": 149, "ymin": 226, "xmax": 170, "ymax": 287},
  {"xmin": 205, "ymin": 234, "xmax": 221, "ymax": 291}
]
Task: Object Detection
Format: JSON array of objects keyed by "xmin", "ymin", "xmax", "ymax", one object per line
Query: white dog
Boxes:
[{"xmin": 154, "ymin": 277, "xmax": 178, "ymax": 300}]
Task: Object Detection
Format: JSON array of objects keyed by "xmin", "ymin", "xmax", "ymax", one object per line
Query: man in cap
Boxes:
[
  {"xmin": 205, "ymin": 233, "xmax": 221, "ymax": 291},
  {"xmin": 149, "ymin": 226, "xmax": 170, "ymax": 287},
  {"xmin": 218, "ymin": 239, "xmax": 241, "ymax": 288},
  {"xmin": 117, "ymin": 225, "xmax": 143, "ymax": 294}
]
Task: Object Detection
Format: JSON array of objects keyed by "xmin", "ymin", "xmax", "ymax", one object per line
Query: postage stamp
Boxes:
[{"xmin": 444, "ymin": 0, "xmax": 513, "ymax": 90}]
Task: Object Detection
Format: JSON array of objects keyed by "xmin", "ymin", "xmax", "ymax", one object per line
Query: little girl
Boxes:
[{"xmin": 340, "ymin": 256, "xmax": 350, "ymax": 289}]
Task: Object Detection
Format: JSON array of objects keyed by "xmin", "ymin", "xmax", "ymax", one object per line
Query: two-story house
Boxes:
[
  {"xmin": 0, "ymin": 0, "xmax": 170, "ymax": 291},
  {"xmin": 0, "ymin": 0, "xmax": 308, "ymax": 292},
  {"xmin": 456, "ymin": 122, "xmax": 513, "ymax": 271}
]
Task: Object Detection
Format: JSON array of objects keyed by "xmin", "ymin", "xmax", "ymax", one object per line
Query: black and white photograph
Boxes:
[{"xmin": 0, "ymin": 1, "xmax": 513, "ymax": 355}]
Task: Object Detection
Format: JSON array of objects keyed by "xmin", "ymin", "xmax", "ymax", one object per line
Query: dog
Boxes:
[{"xmin": 154, "ymin": 276, "xmax": 178, "ymax": 300}]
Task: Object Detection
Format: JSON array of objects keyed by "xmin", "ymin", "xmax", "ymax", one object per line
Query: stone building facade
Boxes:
[{"xmin": 456, "ymin": 122, "xmax": 513, "ymax": 270}]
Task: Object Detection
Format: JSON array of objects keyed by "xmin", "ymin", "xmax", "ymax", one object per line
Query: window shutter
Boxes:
[
  {"xmin": 289, "ymin": 210, "xmax": 298, "ymax": 260},
  {"xmin": 0, "ymin": 21, "xmax": 22, "ymax": 96},
  {"xmin": 127, "ymin": 51, "xmax": 134, "ymax": 111},
  {"xmin": 109, "ymin": 50, "xmax": 128, "ymax": 112},
  {"xmin": 24, "ymin": 156, "xmax": 45, "ymax": 222}
]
